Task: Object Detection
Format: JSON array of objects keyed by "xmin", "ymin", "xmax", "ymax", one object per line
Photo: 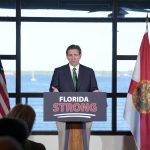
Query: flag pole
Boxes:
[{"xmin": 146, "ymin": 13, "xmax": 149, "ymax": 32}]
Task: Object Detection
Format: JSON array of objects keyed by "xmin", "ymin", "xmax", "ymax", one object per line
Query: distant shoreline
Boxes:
[{"xmin": 5, "ymin": 70, "xmax": 133, "ymax": 77}]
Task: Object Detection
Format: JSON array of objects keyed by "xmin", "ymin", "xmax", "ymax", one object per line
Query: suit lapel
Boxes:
[{"xmin": 77, "ymin": 65, "xmax": 83, "ymax": 90}]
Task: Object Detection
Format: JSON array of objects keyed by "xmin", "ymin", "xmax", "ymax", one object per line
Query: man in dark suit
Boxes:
[{"xmin": 50, "ymin": 44, "xmax": 99, "ymax": 150}]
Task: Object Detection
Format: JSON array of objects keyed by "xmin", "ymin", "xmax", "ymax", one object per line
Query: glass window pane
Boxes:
[
  {"xmin": 21, "ymin": 72, "xmax": 50, "ymax": 92},
  {"xmin": 0, "ymin": 22, "xmax": 16, "ymax": 54},
  {"xmin": 21, "ymin": 9, "xmax": 111, "ymax": 17},
  {"xmin": 92, "ymin": 98, "xmax": 112, "ymax": 131},
  {"xmin": 97, "ymin": 75, "xmax": 112, "ymax": 93},
  {"xmin": 117, "ymin": 98, "xmax": 129, "ymax": 131},
  {"xmin": 2, "ymin": 60, "xmax": 16, "ymax": 93},
  {"xmin": 118, "ymin": 3, "xmax": 150, "ymax": 18},
  {"xmin": 10, "ymin": 98, "xmax": 16, "ymax": 109},
  {"xmin": 0, "ymin": 7, "xmax": 16, "ymax": 17},
  {"xmin": 125, "ymin": 11, "xmax": 150, "ymax": 18},
  {"xmin": 21, "ymin": 22, "xmax": 112, "ymax": 92},
  {"xmin": 0, "ymin": 9, "xmax": 15, "ymax": 17},
  {"xmin": 117, "ymin": 60, "xmax": 135, "ymax": 93},
  {"xmin": 117, "ymin": 23, "xmax": 147, "ymax": 55}
]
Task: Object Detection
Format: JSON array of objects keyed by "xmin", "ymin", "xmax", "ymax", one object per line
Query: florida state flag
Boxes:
[{"xmin": 124, "ymin": 32, "xmax": 150, "ymax": 150}]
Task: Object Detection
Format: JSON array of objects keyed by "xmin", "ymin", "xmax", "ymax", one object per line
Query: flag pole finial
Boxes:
[{"xmin": 146, "ymin": 13, "xmax": 149, "ymax": 32}]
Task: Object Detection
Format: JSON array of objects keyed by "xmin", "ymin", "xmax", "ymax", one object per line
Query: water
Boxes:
[{"xmin": 6, "ymin": 73, "xmax": 132, "ymax": 131}]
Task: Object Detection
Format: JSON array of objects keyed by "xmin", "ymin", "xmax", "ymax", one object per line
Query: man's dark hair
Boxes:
[{"xmin": 66, "ymin": 44, "xmax": 82, "ymax": 55}]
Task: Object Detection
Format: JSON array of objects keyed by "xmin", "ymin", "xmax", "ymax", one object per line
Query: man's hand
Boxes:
[{"xmin": 52, "ymin": 86, "xmax": 59, "ymax": 92}]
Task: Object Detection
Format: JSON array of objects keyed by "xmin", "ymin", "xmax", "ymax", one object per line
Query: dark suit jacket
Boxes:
[
  {"xmin": 50, "ymin": 64, "xmax": 98, "ymax": 92},
  {"xmin": 25, "ymin": 139, "xmax": 46, "ymax": 150}
]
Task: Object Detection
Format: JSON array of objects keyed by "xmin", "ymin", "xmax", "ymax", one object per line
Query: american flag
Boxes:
[{"xmin": 0, "ymin": 59, "xmax": 10, "ymax": 118}]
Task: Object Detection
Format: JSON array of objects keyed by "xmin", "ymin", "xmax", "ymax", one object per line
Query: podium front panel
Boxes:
[{"xmin": 43, "ymin": 92, "xmax": 107, "ymax": 122}]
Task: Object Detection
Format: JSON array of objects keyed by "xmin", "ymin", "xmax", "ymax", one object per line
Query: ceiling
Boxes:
[{"xmin": 0, "ymin": 0, "xmax": 150, "ymax": 13}]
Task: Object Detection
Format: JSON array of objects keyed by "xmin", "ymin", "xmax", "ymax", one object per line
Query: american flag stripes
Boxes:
[{"xmin": 0, "ymin": 59, "xmax": 10, "ymax": 118}]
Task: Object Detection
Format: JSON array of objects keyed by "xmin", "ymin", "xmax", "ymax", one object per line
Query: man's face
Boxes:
[{"xmin": 66, "ymin": 49, "xmax": 81, "ymax": 67}]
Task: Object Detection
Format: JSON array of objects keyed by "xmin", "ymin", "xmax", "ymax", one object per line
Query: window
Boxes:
[{"xmin": 1, "ymin": 1, "xmax": 148, "ymax": 134}]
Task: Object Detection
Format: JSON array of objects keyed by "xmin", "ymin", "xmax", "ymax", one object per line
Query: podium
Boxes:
[{"xmin": 44, "ymin": 92, "xmax": 107, "ymax": 150}]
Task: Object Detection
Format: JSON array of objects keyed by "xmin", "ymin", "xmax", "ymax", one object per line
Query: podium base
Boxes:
[
  {"xmin": 64, "ymin": 122, "xmax": 88, "ymax": 150},
  {"xmin": 68, "ymin": 123, "xmax": 84, "ymax": 150}
]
